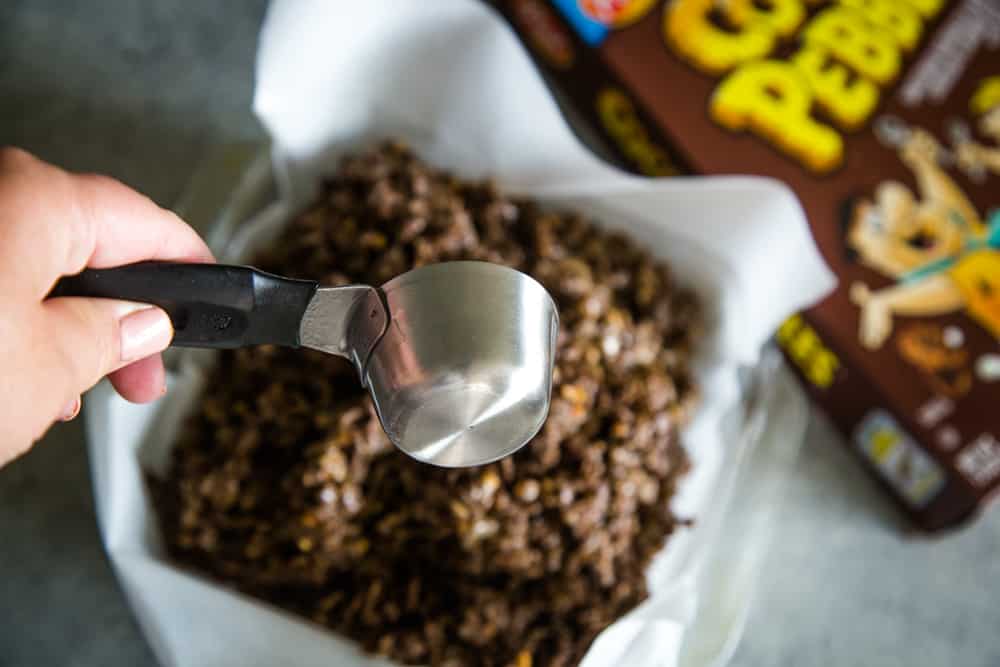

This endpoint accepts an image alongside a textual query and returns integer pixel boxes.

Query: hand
[955,141,985,172]
[900,128,941,168]
[849,281,872,307]
[0,147,213,465]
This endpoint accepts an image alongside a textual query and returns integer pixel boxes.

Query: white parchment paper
[85,1,836,666]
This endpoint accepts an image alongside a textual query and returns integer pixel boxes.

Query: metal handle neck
[298,285,389,380]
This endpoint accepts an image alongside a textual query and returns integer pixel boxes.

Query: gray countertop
[2,3,999,666]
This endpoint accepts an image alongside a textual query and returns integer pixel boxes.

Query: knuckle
[0,146,36,171]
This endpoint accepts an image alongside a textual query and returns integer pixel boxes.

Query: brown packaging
[490,0,1000,531]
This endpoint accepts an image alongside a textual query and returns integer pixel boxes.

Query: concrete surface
[1,3,999,666]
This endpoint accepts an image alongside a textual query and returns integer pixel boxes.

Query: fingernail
[112,301,151,318]
[120,307,173,363]
[59,396,81,422]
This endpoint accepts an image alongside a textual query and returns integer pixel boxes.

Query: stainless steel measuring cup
[50,260,558,467]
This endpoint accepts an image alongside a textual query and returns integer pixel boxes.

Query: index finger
[0,147,214,297]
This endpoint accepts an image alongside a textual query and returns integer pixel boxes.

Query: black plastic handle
[48,262,318,349]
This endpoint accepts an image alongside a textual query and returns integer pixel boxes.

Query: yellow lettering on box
[597,88,679,177]
[971,76,1000,115]
[803,6,901,85]
[790,326,821,364]
[792,45,879,129]
[664,0,776,75]
[810,348,841,388]
[777,315,842,388]
[777,314,805,344]
[711,60,843,172]
[900,0,945,19]
[839,0,923,52]
[727,0,806,38]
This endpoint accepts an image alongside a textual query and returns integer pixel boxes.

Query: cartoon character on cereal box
[844,118,1000,350]
[578,0,657,27]
[953,77,1000,180]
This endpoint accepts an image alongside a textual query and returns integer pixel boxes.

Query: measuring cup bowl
[364,262,559,467]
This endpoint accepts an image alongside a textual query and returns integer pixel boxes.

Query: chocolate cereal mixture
[152,142,702,667]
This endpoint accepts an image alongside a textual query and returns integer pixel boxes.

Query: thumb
[41,297,173,404]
